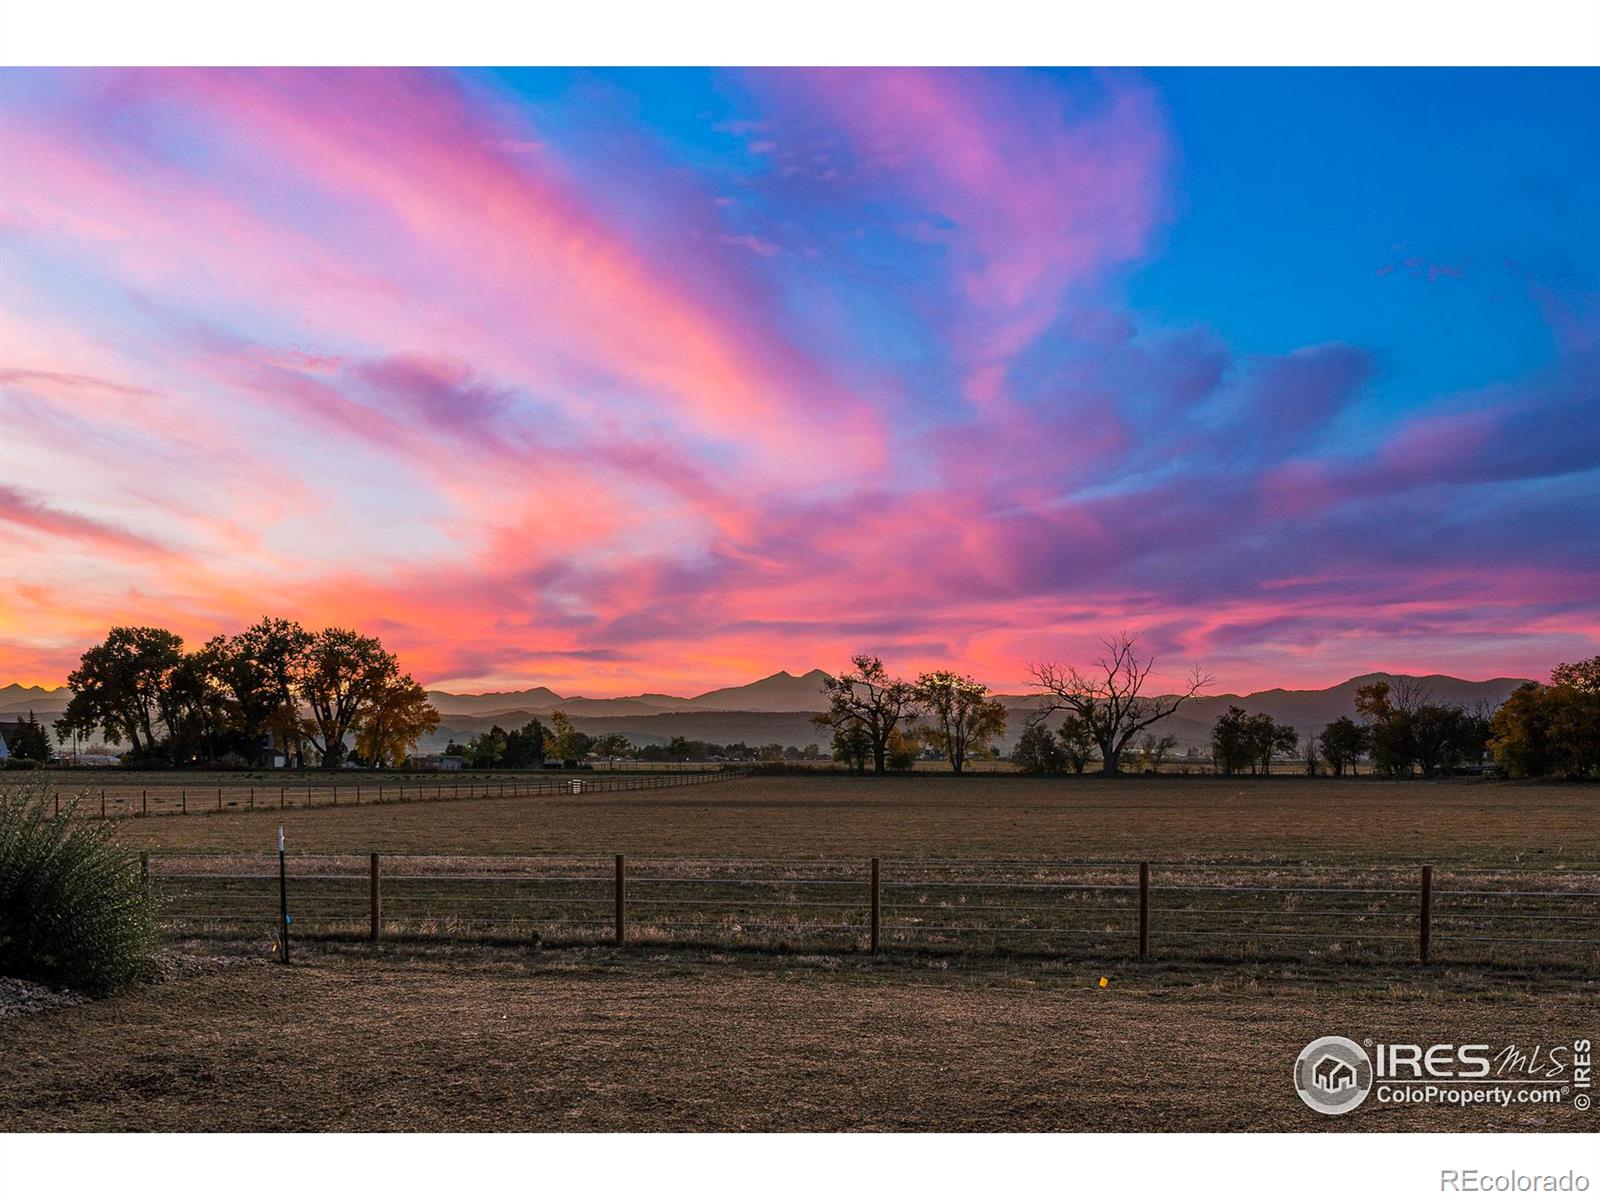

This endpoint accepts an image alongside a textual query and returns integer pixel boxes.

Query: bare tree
[1028,633,1214,777]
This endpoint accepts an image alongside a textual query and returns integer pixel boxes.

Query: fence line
[44,767,749,820]
[145,852,1599,971]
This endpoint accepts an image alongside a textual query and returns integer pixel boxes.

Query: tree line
[818,635,1598,780]
[52,620,439,768]
[23,623,1600,780]
[445,716,822,770]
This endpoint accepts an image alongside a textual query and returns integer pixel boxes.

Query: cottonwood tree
[354,675,439,767]
[914,671,1007,774]
[1028,633,1212,778]
[1490,655,1600,779]
[293,628,401,769]
[814,655,920,775]
[212,618,313,762]
[56,626,186,761]
[1318,716,1369,776]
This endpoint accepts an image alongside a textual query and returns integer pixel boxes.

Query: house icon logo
[1294,1036,1373,1115]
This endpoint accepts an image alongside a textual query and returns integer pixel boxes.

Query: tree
[464,725,509,769]
[815,656,920,775]
[1490,658,1600,779]
[548,711,591,762]
[1411,703,1481,776]
[354,675,439,767]
[5,712,53,762]
[1245,713,1300,775]
[1355,678,1428,777]
[500,718,549,767]
[1318,716,1369,777]
[829,722,872,772]
[913,671,1007,774]
[56,626,185,760]
[162,646,233,765]
[591,733,633,761]
[1012,724,1064,773]
[1211,707,1295,775]
[1210,706,1253,775]
[1028,634,1212,777]
[1551,655,1600,693]
[212,618,312,763]
[1136,732,1178,772]
[1057,715,1095,773]
[292,628,400,768]
[885,727,919,770]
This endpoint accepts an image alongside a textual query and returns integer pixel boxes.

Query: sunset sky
[2,67,1597,695]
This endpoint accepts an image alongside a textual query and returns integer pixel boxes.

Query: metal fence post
[100,789,106,819]
[1420,865,1433,965]
[1138,862,1150,958]
[370,852,381,943]
[278,829,290,965]
[181,788,186,814]
[614,854,627,946]
[870,857,881,954]
[217,787,223,812]
[142,788,147,816]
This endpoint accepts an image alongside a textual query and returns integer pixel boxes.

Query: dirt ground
[113,773,1600,865]
[1,949,1593,1132]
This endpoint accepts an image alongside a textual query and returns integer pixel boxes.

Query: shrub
[0,784,156,995]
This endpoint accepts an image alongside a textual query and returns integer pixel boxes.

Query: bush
[0,784,156,995]
[1,757,44,770]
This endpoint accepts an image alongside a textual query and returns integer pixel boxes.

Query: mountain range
[3,670,1532,754]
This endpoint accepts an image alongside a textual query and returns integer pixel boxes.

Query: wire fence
[41,767,748,820]
[143,852,1600,971]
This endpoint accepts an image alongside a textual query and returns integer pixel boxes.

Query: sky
[1,67,1597,696]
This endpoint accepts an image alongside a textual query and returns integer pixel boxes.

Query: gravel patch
[0,977,85,1020]
[1,953,261,1021]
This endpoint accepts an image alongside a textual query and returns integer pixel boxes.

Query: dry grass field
[96,771,1599,864]
[4,774,1596,1132]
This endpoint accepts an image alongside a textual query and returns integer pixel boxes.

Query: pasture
[105,771,1600,863]
[3,772,1597,1131]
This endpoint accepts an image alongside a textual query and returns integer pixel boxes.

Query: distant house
[0,720,29,760]
[412,754,464,772]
